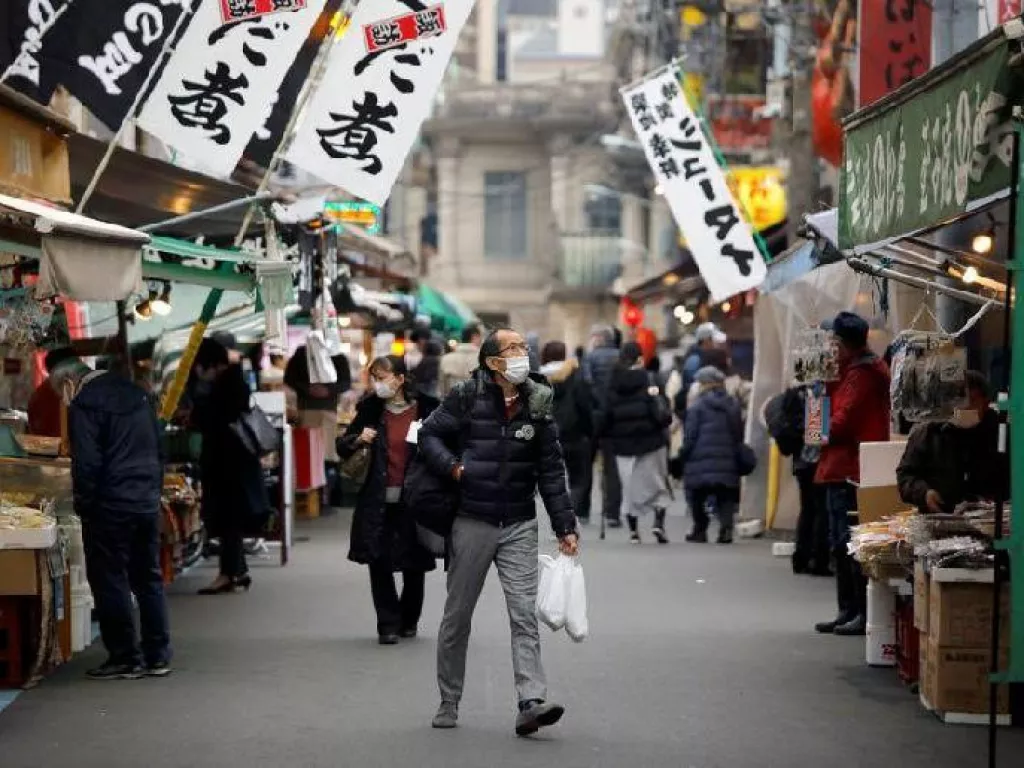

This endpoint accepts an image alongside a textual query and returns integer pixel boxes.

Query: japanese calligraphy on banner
[621,68,766,302]
[286,0,475,206]
[1,1,194,130]
[839,44,1015,249]
[220,0,307,24]
[858,0,932,108]
[998,0,1022,23]
[137,0,325,177]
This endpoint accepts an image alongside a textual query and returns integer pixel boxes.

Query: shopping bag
[564,556,589,643]
[306,329,337,384]
[536,554,568,631]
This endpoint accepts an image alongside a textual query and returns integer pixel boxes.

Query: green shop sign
[839,42,1019,250]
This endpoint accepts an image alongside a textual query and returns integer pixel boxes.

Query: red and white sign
[219,0,308,25]
[363,4,448,54]
[998,0,1022,23]
[858,0,932,108]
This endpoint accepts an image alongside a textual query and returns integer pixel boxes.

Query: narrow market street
[1,508,1020,768]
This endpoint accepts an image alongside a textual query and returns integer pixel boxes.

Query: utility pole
[785,0,818,244]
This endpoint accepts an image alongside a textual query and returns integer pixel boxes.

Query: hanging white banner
[286,0,475,206]
[137,0,326,177]
[621,68,766,302]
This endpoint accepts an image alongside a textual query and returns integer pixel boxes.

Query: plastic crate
[894,594,919,685]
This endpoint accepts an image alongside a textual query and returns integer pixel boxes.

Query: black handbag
[404,453,459,557]
[230,405,278,457]
[736,443,758,477]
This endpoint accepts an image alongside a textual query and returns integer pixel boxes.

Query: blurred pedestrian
[540,341,595,524]
[601,342,672,544]
[582,324,623,528]
[440,325,482,395]
[337,355,438,644]
[685,347,752,422]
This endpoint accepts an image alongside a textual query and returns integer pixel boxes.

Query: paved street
[1,508,1022,767]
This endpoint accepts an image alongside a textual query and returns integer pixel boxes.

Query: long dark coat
[338,392,439,571]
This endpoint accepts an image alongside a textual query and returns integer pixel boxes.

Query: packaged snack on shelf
[889,331,967,423]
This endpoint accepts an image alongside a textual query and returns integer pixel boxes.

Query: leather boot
[815,551,856,634]
[652,508,669,544]
[627,514,640,544]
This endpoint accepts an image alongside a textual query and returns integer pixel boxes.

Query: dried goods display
[791,328,840,383]
[0,290,55,349]
[888,331,967,423]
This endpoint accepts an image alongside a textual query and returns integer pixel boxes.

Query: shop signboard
[0,106,71,204]
[623,67,766,302]
[839,41,1016,250]
[220,0,308,25]
[858,0,932,109]
[137,0,326,176]
[286,0,475,206]
[324,201,382,234]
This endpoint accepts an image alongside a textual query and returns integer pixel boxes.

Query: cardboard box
[856,485,910,525]
[0,549,39,596]
[914,561,929,632]
[929,578,1010,649]
[924,638,1009,715]
[919,638,933,707]
[859,440,908,488]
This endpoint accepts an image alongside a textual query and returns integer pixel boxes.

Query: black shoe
[717,529,734,545]
[515,699,565,736]
[815,611,855,634]
[605,518,623,529]
[399,627,418,639]
[834,614,867,636]
[685,530,708,543]
[652,508,669,544]
[627,514,640,544]
[87,662,143,681]
[379,634,400,645]
[144,661,173,678]
[233,574,252,592]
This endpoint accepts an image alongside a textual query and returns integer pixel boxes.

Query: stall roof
[0,193,148,244]
[838,20,1024,250]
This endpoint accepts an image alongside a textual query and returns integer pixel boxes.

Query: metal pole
[75,3,197,214]
[138,193,279,233]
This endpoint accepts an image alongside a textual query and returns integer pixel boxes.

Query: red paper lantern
[635,327,657,363]
[621,298,644,328]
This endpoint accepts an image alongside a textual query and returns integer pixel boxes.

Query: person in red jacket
[814,312,890,637]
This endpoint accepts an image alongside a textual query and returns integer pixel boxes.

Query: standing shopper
[681,367,745,544]
[814,312,890,636]
[440,325,482,395]
[540,341,595,524]
[602,342,673,544]
[61,356,171,680]
[582,324,623,528]
[191,338,269,595]
[420,328,579,736]
[337,356,438,644]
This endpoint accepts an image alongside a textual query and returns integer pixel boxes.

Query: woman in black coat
[337,355,438,645]
[190,338,269,594]
[681,366,744,544]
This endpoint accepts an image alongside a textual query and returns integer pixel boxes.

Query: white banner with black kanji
[621,68,766,302]
[286,0,475,206]
[136,0,326,176]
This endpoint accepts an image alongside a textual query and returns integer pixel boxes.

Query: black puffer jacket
[69,372,163,518]
[419,369,577,537]
[602,367,670,457]
[338,393,438,570]
[682,387,744,490]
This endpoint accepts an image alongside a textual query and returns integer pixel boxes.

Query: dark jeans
[369,564,425,636]
[599,439,622,522]
[564,438,593,521]
[690,485,738,534]
[82,511,171,668]
[822,481,866,618]
[824,482,858,551]
[219,526,248,579]
[794,467,830,572]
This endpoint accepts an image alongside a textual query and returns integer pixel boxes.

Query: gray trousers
[437,516,547,706]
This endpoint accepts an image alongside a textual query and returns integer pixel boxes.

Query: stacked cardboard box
[919,568,1010,717]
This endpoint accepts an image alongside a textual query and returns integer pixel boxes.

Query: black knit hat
[824,311,869,349]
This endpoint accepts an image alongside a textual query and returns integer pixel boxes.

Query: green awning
[838,24,1024,251]
[415,284,477,337]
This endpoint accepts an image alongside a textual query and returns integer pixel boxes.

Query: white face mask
[949,408,981,430]
[502,356,531,385]
[374,381,397,400]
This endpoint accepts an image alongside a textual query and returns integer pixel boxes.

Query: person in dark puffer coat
[681,366,744,544]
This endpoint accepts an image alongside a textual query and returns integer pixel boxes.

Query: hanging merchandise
[320,288,343,356]
[889,332,967,423]
[305,329,337,384]
[804,382,830,448]
[791,328,839,384]
[0,289,55,349]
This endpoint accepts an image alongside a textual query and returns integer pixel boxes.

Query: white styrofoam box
[0,521,57,550]
[866,622,896,667]
[859,440,909,488]
[772,542,796,558]
[867,579,896,627]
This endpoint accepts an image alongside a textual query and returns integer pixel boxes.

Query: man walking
[440,324,482,395]
[582,324,623,527]
[58,353,171,680]
[420,328,579,736]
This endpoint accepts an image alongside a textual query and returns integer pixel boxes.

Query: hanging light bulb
[962,266,979,285]
[721,301,733,313]
[151,282,172,316]
[134,299,153,321]
[681,310,695,325]
[673,305,686,319]
[971,232,994,254]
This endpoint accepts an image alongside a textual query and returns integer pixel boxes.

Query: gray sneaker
[432,701,459,729]
[515,700,565,736]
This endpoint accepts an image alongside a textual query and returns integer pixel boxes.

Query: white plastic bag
[564,556,588,643]
[536,554,568,631]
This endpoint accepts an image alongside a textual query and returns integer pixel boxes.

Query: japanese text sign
[220,0,307,25]
[137,0,325,176]
[839,43,1015,249]
[287,0,474,206]
[364,5,448,54]
[621,67,765,302]
[859,0,932,108]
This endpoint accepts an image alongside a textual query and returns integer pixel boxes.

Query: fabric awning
[416,283,478,336]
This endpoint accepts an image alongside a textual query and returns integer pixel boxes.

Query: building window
[584,192,622,234]
[484,171,528,260]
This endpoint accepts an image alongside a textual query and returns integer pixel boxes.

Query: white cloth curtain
[36,236,142,301]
